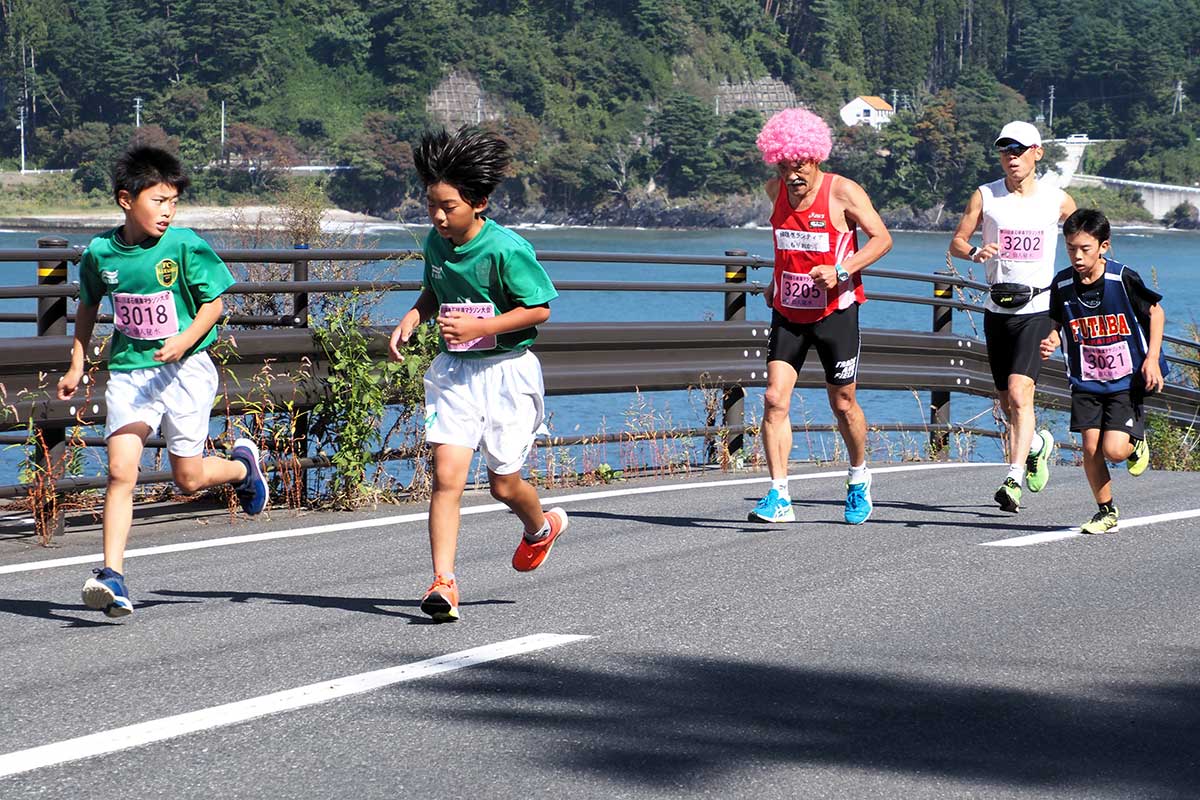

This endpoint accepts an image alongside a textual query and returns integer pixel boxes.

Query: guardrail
[3,238,1199,533]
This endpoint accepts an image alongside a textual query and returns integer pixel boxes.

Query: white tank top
[980,175,1064,315]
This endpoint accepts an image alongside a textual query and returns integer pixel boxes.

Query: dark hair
[112,145,190,202]
[413,126,511,205]
[1062,208,1110,243]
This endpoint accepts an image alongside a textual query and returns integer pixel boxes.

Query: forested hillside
[1,0,1197,221]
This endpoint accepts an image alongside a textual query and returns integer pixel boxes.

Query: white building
[839,96,894,129]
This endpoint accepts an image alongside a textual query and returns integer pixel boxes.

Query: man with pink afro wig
[755,107,833,165]
[748,107,892,527]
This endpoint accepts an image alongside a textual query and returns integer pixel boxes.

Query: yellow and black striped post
[929,272,953,458]
[717,249,748,461]
[37,236,70,537]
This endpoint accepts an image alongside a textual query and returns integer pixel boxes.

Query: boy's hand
[1039,329,1060,360]
[388,308,422,361]
[153,336,189,363]
[1141,358,1164,393]
[436,310,486,347]
[57,368,83,400]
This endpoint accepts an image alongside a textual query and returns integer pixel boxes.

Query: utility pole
[220,100,226,162]
[892,88,899,110]
[1048,85,1055,130]
[134,96,143,127]
[1173,80,1185,114]
[17,106,26,174]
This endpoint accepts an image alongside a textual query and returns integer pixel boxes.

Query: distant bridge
[1068,173,1200,219]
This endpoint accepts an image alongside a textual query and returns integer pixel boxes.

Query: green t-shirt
[422,218,558,358]
[78,226,236,371]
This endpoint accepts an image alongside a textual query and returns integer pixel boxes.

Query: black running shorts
[767,304,861,386]
[1070,388,1145,439]
[983,310,1053,389]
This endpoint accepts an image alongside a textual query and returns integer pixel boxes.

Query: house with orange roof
[839,96,895,129]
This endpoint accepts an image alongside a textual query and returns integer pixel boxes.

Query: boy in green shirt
[57,146,268,618]
[388,127,566,622]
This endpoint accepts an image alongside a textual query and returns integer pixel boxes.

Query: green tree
[652,93,719,195]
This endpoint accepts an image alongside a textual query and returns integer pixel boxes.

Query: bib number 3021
[998,229,1044,261]
[779,272,827,310]
[1081,341,1133,382]
[113,290,179,340]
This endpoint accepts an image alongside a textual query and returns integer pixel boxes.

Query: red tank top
[769,172,866,323]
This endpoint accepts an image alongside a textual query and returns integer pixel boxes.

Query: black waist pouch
[989,282,1046,309]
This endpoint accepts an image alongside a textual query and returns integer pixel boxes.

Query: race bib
[440,302,497,352]
[779,272,827,310]
[998,228,1044,261]
[1081,341,1133,382]
[775,229,829,252]
[113,290,179,340]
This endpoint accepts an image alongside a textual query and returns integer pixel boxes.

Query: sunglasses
[997,143,1033,157]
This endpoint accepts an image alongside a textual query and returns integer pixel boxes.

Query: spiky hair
[113,145,190,201]
[413,126,512,205]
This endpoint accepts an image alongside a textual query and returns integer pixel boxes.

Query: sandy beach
[0,205,388,233]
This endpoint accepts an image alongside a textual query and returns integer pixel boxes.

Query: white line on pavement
[981,508,1200,547]
[1,462,1000,575]
[0,632,590,780]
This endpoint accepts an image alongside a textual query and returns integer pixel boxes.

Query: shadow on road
[0,597,194,627]
[151,589,515,624]
[409,653,1200,797]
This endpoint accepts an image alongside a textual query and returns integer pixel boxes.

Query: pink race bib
[113,290,179,340]
[1081,341,1133,382]
[779,272,827,310]
[440,302,497,352]
[998,229,1044,261]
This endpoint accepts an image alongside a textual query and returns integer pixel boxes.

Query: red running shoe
[512,507,569,572]
[419,574,460,622]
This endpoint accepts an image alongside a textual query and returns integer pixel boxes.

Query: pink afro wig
[756,108,832,165]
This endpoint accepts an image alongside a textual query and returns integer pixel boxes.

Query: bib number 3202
[779,272,827,310]
[998,228,1044,261]
[113,290,179,340]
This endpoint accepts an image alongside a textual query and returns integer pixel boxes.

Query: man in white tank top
[950,120,1076,513]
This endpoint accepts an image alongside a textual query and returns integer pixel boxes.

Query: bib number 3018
[113,290,179,340]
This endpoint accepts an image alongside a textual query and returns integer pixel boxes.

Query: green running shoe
[1025,430,1053,493]
[1081,507,1119,534]
[994,477,1022,513]
[1127,438,1150,477]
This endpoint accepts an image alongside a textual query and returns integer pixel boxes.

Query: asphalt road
[1,461,1197,799]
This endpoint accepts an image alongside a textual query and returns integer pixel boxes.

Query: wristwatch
[835,264,850,282]
[967,245,979,259]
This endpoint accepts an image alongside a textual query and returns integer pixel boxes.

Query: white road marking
[0,633,590,779]
[1,462,1000,575]
[982,508,1200,547]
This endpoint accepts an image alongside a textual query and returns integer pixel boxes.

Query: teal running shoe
[749,487,795,523]
[844,472,873,525]
[1025,429,1053,493]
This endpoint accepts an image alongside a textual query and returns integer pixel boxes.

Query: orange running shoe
[419,575,460,622]
[512,507,569,572]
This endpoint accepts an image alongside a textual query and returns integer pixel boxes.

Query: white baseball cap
[994,121,1042,147]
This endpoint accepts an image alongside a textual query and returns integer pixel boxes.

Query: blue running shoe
[844,472,873,525]
[82,567,133,618]
[231,438,269,515]
[749,487,795,523]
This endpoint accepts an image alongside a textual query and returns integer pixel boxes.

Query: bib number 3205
[779,272,827,310]
[113,290,179,340]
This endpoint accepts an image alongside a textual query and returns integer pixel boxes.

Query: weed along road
[2,462,1199,798]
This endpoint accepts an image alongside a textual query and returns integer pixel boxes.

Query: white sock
[848,463,868,485]
[525,519,552,541]
[1006,464,1024,484]
[771,479,789,497]
[1029,433,1044,456]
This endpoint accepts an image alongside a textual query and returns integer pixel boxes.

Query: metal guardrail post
[714,249,748,463]
[929,270,953,458]
[36,236,69,536]
[291,244,310,502]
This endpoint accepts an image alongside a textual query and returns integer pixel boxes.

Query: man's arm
[950,189,993,263]
[1059,191,1077,223]
[835,177,892,275]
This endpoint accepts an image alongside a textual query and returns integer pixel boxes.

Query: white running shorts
[423,349,547,475]
[104,350,220,457]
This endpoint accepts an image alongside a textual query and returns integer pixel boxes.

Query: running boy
[387,127,566,623]
[57,145,269,617]
[1038,209,1166,534]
